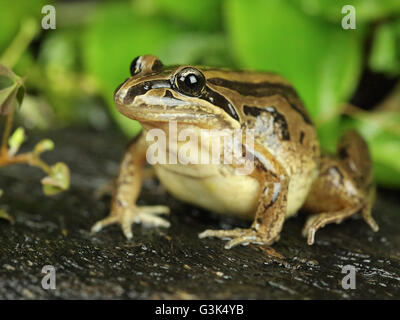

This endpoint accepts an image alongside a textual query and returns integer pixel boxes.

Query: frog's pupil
[180,74,200,91]
[175,68,205,96]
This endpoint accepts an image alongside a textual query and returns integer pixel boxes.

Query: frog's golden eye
[174,67,205,97]
[130,56,141,76]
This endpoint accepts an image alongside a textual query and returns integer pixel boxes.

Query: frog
[91,54,379,248]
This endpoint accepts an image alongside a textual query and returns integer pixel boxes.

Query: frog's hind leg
[302,130,378,245]
[91,133,170,239]
[337,130,378,232]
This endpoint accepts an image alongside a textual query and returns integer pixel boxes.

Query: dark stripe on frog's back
[208,78,299,98]
[208,77,313,125]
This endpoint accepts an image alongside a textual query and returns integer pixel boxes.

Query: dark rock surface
[0,128,399,299]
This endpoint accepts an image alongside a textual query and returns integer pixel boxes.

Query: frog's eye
[174,67,206,97]
[130,56,141,76]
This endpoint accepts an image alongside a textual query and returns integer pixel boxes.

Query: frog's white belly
[155,163,311,220]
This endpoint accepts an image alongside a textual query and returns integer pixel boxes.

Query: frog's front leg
[199,147,288,249]
[91,132,170,239]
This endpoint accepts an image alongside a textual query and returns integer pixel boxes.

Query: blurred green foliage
[0,0,399,187]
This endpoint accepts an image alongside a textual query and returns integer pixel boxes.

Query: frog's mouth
[115,93,239,129]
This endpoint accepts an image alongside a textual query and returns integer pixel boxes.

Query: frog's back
[203,68,320,216]
[202,67,319,161]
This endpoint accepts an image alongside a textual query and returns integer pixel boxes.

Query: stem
[0,17,54,180]
[0,109,14,157]
[0,18,39,69]
[0,152,52,175]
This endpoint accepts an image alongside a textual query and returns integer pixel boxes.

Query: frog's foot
[302,207,361,245]
[199,228,277,249]
[303,204,380,245]
[91,205,170,239]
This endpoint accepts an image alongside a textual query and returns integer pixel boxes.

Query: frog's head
[114,55,240,129]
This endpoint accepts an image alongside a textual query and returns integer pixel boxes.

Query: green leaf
[225,0,363,148]
[36,30,98,125]
[0,64,18,109]
[16,84,25,106]
[369,20,400,75]
[34,139,55,155]
[8,127,25,156]
[161,33,232,67]
[341,110,400,188]
[0,86,18,115]
[0,64,24,114]
[83,2,223,137]
[0,209,14,223]
[153,0,222,31]
[290,0,400,23]
[0,75,14,90]
[0,0,48,52]
[41,162,70,196]
[83,2,177,136]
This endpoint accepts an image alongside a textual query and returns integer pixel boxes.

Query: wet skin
[91,55,378,249]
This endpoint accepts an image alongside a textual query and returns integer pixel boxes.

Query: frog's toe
[139,205,170,216]
[362,208,379,232]
[302,212,347,245]
[91,205,170,239]
[199,228,273,249]
[303,226,317,246]
[91,213,134,239]
[91,215,120,233]
[199,228,244,240]
[134,210,171,228]
[302,214,327,245]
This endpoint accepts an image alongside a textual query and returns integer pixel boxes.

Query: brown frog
[91,55,378,248]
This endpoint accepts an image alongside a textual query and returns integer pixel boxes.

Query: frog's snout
[113,79,129,106]
[114,88,125,106]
